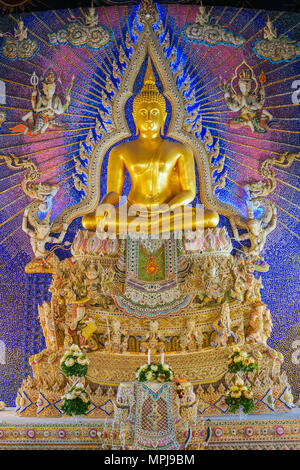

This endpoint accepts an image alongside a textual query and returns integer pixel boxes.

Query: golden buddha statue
[82,58,219,235]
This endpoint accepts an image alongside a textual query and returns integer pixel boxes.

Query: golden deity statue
[82,58,219,235]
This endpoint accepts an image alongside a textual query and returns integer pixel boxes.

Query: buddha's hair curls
[132,91,166,116]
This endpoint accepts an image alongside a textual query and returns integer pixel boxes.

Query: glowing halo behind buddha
[82,58,219,237]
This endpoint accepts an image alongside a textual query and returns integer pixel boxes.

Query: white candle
[148,348,151,365]
[161,351,164,365]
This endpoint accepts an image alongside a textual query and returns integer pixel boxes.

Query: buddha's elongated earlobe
[132,112,139,136]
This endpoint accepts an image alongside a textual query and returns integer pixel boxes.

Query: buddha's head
[133,58,167,138]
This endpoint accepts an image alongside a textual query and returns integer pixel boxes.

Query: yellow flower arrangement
[61,382,90,416]
[60,344,89,378]
[227,347,258,374]
[225,377,255,414]
[135,363,174,382]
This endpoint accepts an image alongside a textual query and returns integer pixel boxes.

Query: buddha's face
[134,101,166,137]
